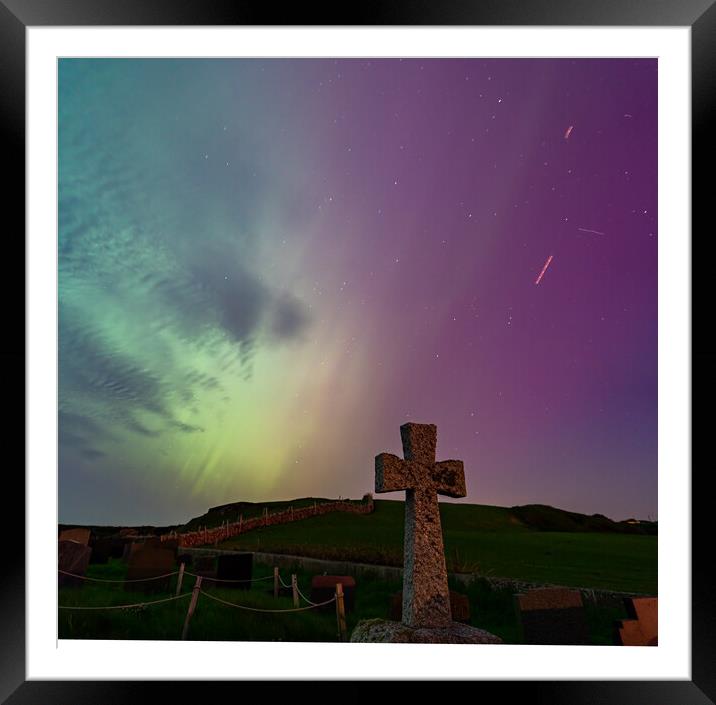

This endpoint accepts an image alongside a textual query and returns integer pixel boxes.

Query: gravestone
[58,540,92,587]
[515,587,590,644]
[122,541,142,562]
[311,575,356,612]
[177,553,193,568]
[109,538,129,559]
[215,553,253,590]
[390,589,470,624]
[89,537,112,564]
[615,596,657,646]
[59,527,91,545]
[193,555,217,579]
[122,538,178,563]
[162,538,179,558]
[351,423,502,644]
[125,545,175,593]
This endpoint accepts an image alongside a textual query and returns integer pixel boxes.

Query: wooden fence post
[181,576,203,640]
[336,582,347,642]
[273,566,279,599]
[176,562,185,596]
[292,574,299,608]
[239,514,243,532]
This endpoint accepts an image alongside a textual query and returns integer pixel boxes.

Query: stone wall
[163,497,374,549]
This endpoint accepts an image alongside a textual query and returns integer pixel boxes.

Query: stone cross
[375,423,466,628]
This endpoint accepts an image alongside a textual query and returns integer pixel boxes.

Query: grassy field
[217,500,657,594]
[58,558,628,644]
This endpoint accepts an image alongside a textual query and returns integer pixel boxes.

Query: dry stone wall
[163,498,374,549]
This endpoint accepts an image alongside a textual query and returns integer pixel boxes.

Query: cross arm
[432,459,466,498]
[375,453,418,493]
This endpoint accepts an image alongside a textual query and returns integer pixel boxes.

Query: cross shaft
[375,423,466,628]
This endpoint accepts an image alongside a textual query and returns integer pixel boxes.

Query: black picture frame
[5,1,710,702]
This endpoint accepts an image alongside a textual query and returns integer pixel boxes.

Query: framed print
[7,0,711,702]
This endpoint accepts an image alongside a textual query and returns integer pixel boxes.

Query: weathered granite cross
[375,422,466,629]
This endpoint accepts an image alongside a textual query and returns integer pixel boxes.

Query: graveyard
[58,504,654,644]
[58,554,638,644]
[58,423,657,645]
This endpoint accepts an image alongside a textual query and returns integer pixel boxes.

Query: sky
[58,59,657,526]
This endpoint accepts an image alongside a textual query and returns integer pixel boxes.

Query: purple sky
[59,59,657,524]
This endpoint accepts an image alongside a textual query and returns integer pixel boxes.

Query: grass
[59,558,630,644]
[59,559,335,642]
[216,500,656,594]
[59,496,654,642]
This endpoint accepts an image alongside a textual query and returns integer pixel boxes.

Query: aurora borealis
[59,59,657,526]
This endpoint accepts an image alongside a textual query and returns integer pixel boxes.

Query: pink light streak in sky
[535,255,554,285]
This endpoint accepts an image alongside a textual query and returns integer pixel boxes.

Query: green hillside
[181,496,656,535]
[60,497,657,594]
[181,496,353,532]
[216,499,657,594]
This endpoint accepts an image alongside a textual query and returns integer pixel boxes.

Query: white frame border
[27,26,690,681]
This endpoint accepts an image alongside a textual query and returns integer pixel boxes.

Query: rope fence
[295,583,320,607]
[198,589,336,613]
[184,571,275,584]
[59,569,180,583]
[59,593,191,610]
[58,564,349,641]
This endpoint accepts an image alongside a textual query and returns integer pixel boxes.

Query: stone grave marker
[390,589,470,624]
[215,553,253,590]
[351,423,502,643]
[122,537,177,562]
[616,596,657,646]
[192,555,217,579]
[59,527,91,545]
[89,537,112,564]
[58,540,92,587]
[161,538,179,558]
[109,537,129,559]
[311,575,356,612]
[177,552,193,568]
[125,545,175,593]
[515,587,590,644]
[122,541,142,562]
